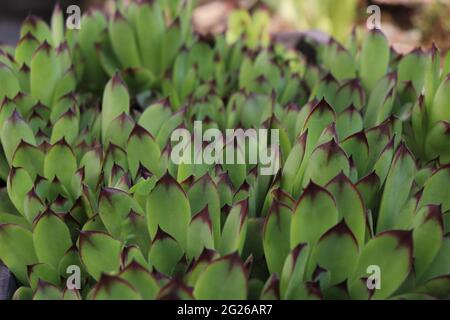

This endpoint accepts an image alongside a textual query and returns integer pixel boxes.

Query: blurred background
[1,0,449,54]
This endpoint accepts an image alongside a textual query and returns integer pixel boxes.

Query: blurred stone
[0,18,21,45]
[0,261,16,300]
[193,1,236,35]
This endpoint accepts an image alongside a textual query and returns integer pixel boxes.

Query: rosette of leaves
[81,0,195,93]
[0,7,82,182]
[0,4,449,301]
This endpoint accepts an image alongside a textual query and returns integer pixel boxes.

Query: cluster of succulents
[0,0,449,300]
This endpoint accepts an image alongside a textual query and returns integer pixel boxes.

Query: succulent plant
[0,2,449,300]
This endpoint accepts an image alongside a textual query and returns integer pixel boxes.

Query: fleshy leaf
[78,231,122,280]
[146,173,190,250]
[194,253,247,300]
[0,224,38,284]
[119,261,159,300]
[219,199,248,256]
[377,143,416,232]
[291,182,338,249]
[307,220,359,286]
[349,231,413,300]
[91,273,141,300]
[263,200,291,275]
[33,209,72,270]
[148,227,183,276]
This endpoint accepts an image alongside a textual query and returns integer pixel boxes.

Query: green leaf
[0,224,38,284]
[12,286,33,300]
[7,166,34,216]
[260,274,280,300]
[103,143,128,183]
[187,174,221,246]
[101,73,130,142]
[91,274,141,300]
[161,19,182,78]
[263,200,291,275]
[109,11,141,69]
[0,63,20,99]
[364,72,397,127]
[419,165,450,212]
[79,146,103,191]
[429,74,450,127]
[302,139,350,188]
[334,79,365,113]
[411,205,444,281]
[341,131,369,176]
[280,243,309,299]
[11,141,44,180]
[349,230,413,300]
[50,3,64,46]
[15,33,39,67]
[219,199,248,256]
[293,99,336,197]
[33,209,72,269]
[1,110,36,164]
[50,108,79,145]
[359,30,390,92]
[307,220,359,286]
[78,10,108,91]
[326,40,356,81]
[121,244,147,269]
[377,143,416,232]
[138,99,172,138]
[398,48,428,94]
[104,112,135,150]
[417,232,450,284]
[281,131,307,194]
[146,173,190,250]
[187,206,215,260]
[63,288,82,300]
[33,280,62,300]
[425,121,450,163]
[44,139,77,192]
[194,253,247,300]
[50,92,78,124]
[373,137,395,185]
[30,42,59,106]
[78,231,122,280]
[27,263,60,290]
[415,275,450,299]
[0,212,30,228]
[135,1,165,75]
[122,210,151,255]
[99,187,143,238]
[365,121,393,173]
[325,172,366,247]
[336,105,363,140]
[20,15,51,43]
[119,261,159,300]
[184,249,218,287]
[291,182,338,249]
[157,279,194,300]
[148,227,183,276]
[127,124,162,179]
[155,108,185,148]
[287,282,322,300]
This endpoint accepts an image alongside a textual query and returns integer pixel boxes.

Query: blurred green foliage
[264,0,358,41]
